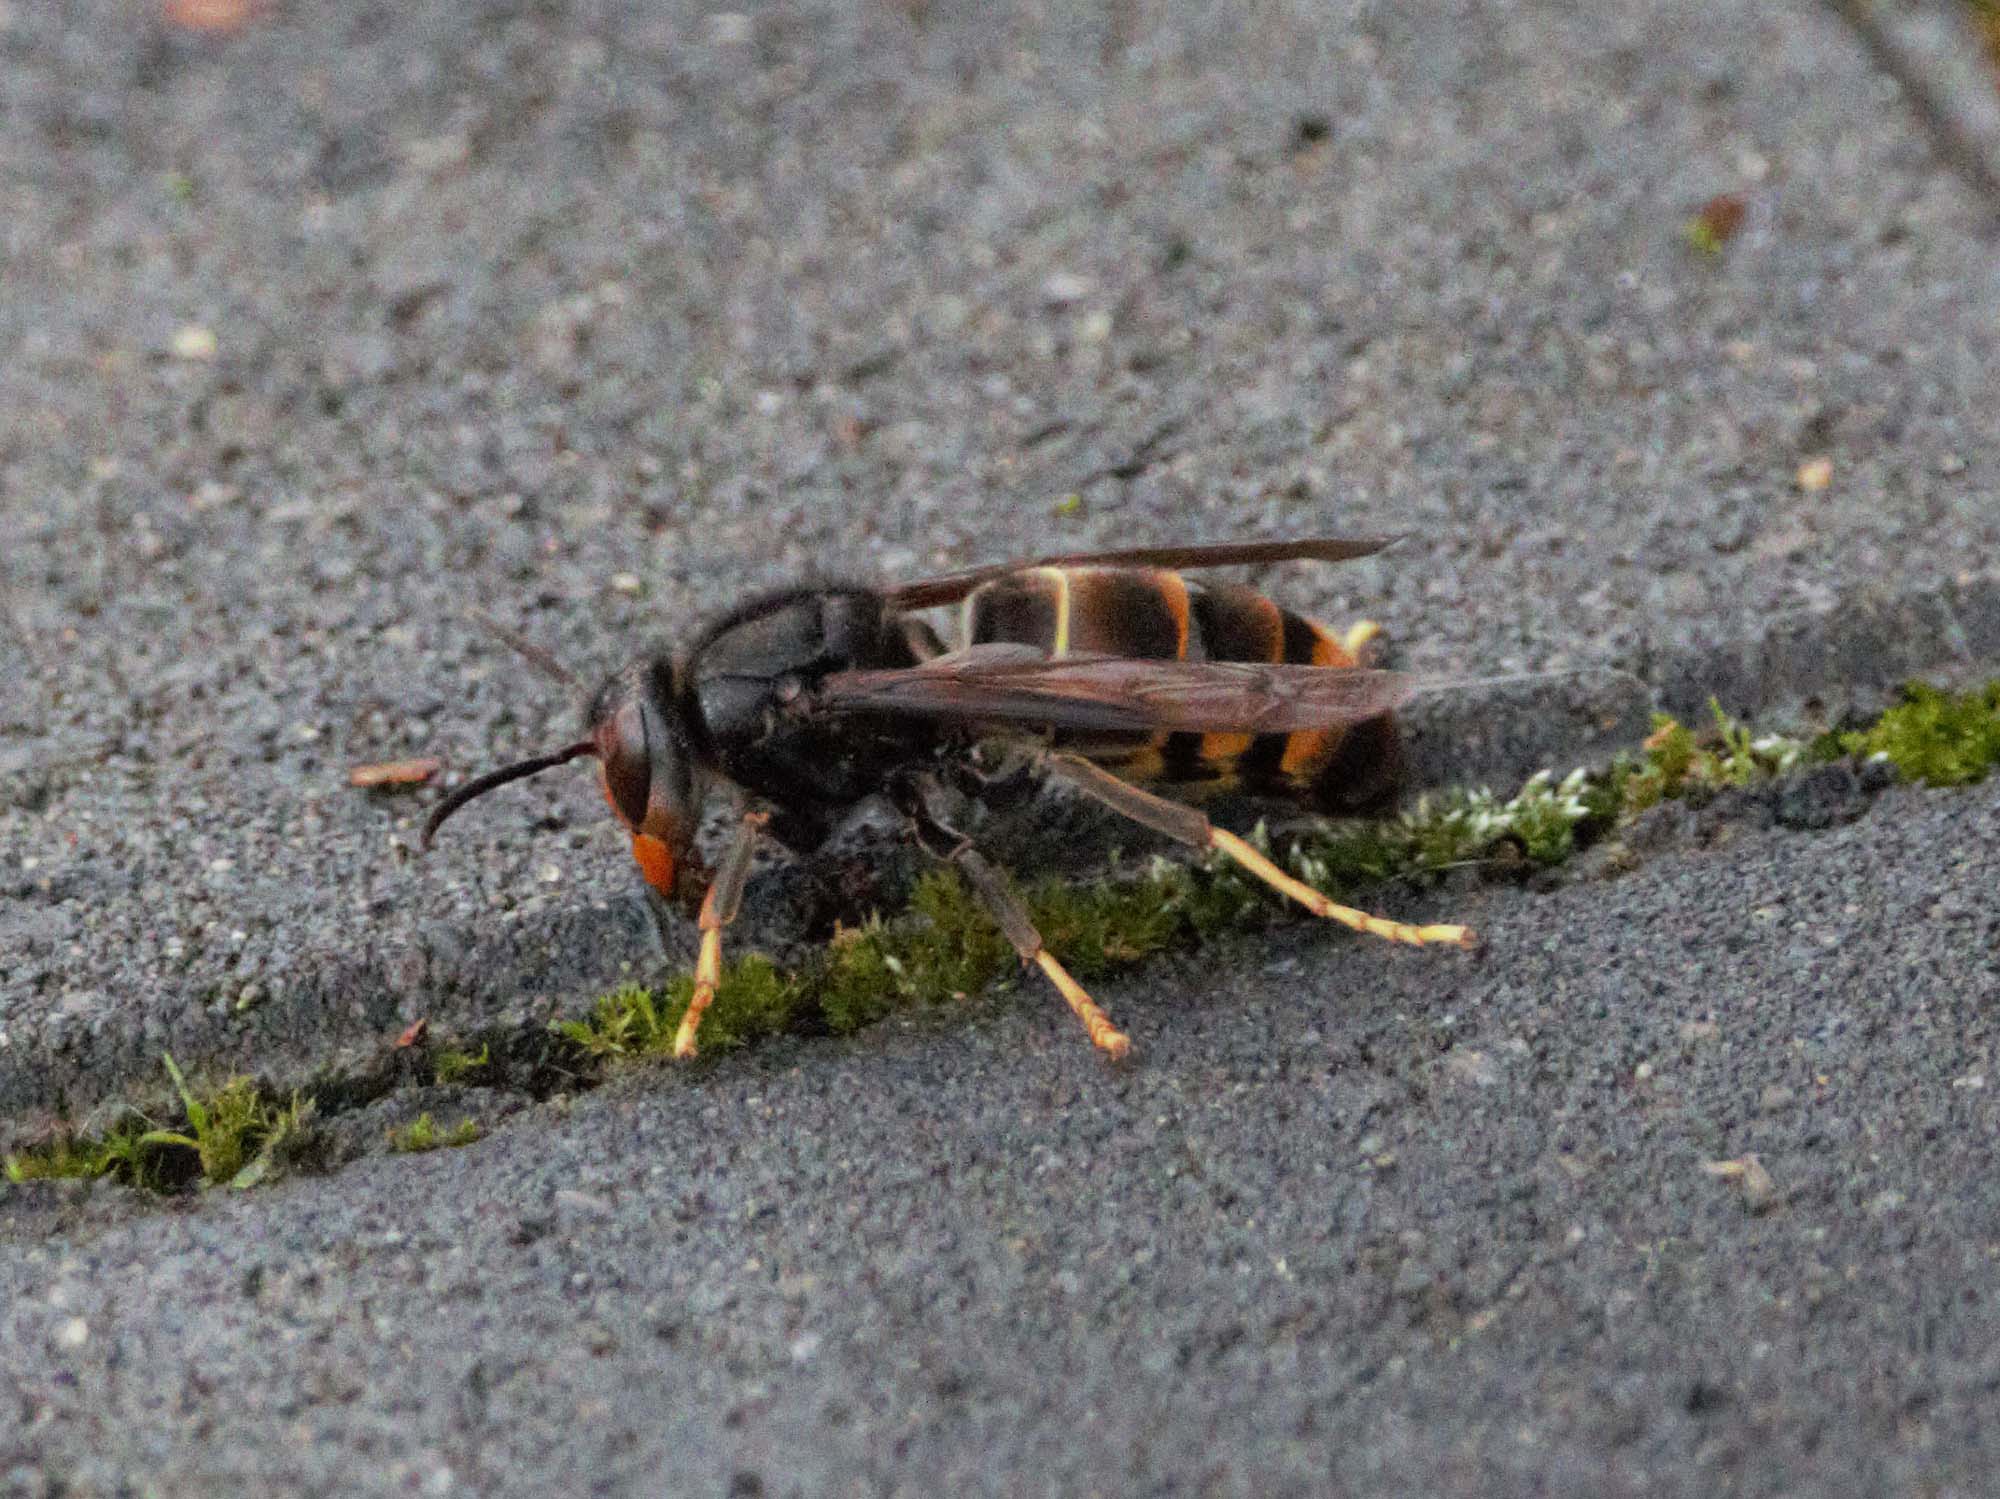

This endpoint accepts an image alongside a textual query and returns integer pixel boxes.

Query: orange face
[421,660,703,896]
[593,682,701,903]
[602,771,689,897]
[628,829,679,896]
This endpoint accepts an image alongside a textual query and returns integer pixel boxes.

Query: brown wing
[887,535,1399,611]
[818,647,1416,736]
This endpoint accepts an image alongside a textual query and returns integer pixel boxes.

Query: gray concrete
[3,0,1999,1493]
[8,775,2000,1496]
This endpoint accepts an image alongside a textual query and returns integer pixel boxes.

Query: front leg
[634,838,711,963]
[671,810,768,1059]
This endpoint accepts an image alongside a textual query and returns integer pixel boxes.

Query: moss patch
[3,1120,163,1191]
[1841,681,2000,788]
[555,763,1625,1063]
[1611,700,1805,812]
[388,1114,485,1153]
[4,1054,318,1193]
[432,1044,492,1085]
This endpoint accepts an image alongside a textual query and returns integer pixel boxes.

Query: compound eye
[598,699,651,828]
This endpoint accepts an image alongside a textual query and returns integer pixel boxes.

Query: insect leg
[671,811,768,1060]
[900,776,1131,1059]
[641,887,678,962]
[954,843,1132,1059]
[1044,754,1475,949]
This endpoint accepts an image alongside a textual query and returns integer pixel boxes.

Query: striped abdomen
[956,565,1402,815]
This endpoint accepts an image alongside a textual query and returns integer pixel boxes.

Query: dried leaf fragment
[349,757,441,790]
[164,0,265,32]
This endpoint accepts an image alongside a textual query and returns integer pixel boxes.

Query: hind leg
[1045,754,1473,949]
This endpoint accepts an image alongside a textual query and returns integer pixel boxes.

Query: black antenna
[422,741,598,849]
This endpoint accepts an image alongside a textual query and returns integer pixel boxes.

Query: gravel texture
[7,776,2000,1496]
[5,0,2000,1111]
[3,0,2000,1491]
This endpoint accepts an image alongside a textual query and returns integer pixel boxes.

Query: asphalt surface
[8,774,2000,1497]
[3,0,2000,1493]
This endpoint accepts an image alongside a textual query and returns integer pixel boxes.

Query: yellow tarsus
[673,925,725,1059]
[1209,828,1474,949]
[1033,950,1131,1059]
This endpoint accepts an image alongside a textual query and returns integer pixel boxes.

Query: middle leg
[899,773,1131,1058]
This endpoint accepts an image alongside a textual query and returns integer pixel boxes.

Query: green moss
[3,1055,315,1192]
[559,688,1970,1070]
[1156,847,1270,938]
[433,1044,492,1085]
[1843,681,2000,788]
[1614,701,1806,813]
[1578,757,1638,828]
[553,957,808,1061]
[818,868,1019,1033]
[1601,684,2000,810]
[556,864,1198,1056]
[554,765,1626,1066]
[665,953,802,1053]
[136,1055,316,1190]
[554,983,674,1060]
[4,1122,156,1188]
[1425,771,1593,868]
[902,870,1017,993]
[1507,771,1594,863]
[388,1114,484,1153]
[1284,819,1404,888]
[139,1055,261,1184]
[819,920,913,1034]
[1027,869,1184,976]
[1624,714,1696,809]
[1275,769,1599,890]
